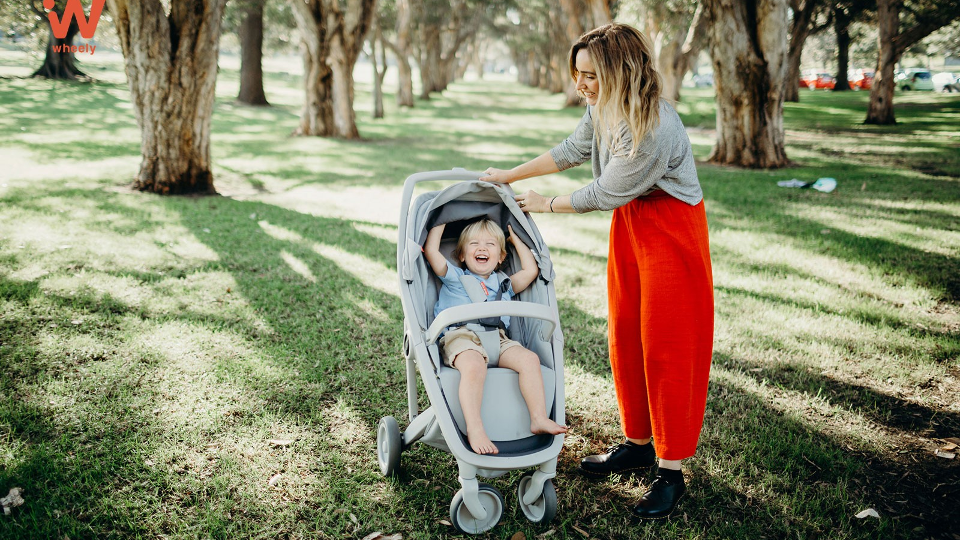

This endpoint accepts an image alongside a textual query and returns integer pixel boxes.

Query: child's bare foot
[467,427,499,455]
[531,417,568,435]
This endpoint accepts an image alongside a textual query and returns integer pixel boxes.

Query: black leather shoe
[579,441,656,478]
[630,473,686,520]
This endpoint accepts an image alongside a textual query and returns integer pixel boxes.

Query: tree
[619,0,707,103]
[866,0,960,124]
[831,0,874,93]
[704,0,791,168]
[369,6,388,118]
[21,0,97,80]
[290,0,376,138]
[377,0,415,108]
[236,0,270,106]
[106,0,228,194]
[783,0,829,103]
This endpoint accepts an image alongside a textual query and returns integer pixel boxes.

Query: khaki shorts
[440,326,521,368]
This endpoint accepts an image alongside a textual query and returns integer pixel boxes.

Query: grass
[1,49,959,539]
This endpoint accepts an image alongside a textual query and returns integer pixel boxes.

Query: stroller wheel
[376,416,402,476]
[449,483,504,534]
[517,472,557,525]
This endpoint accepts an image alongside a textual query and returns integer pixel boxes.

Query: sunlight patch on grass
[280,250,317,283]
[785,203,960,258]
[563,364,619,438]
[712,227,930,309]
[312,242,398,297]
[352,222,398,244]
[258,220,306,243]
[257,185,402,226]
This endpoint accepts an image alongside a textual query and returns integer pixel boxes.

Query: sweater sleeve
[549,107,594,171]
[570,122,670,213]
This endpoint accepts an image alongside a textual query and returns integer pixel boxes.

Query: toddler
[425,219,567,455]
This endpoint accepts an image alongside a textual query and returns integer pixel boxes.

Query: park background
[1,0,959,539]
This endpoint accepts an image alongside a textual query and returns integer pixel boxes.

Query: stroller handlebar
[425,301,558,345]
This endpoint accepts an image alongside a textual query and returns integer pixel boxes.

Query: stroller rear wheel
[517,472,557,524]
[449,483,504,534]
[376,416,402,476]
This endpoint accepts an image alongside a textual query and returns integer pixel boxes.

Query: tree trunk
[32,19,87,79]
[371,13,387,119]
[705,0,790,168]
[290,0,374,138]
[389,0,414,107]
[328,0,375,140]
[865,0,898,124]
[832,7,852,92]
[106,0,226,195]
[291,1,335,136]
[783,0,820,103]
[238,0,269,106]
[558,0,586,106]
[418,23,441,99]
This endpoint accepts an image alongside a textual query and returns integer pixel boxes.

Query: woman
[483,23,714,520]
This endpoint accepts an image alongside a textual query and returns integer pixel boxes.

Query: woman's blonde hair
[569,23,661,156]
[454,219,506,268]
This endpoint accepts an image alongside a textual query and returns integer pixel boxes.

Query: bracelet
[549,196,557,213]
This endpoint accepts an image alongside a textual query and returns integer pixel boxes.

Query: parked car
[848,68,874,90]
[932,72,960,93]
[800,70,835,90]
[896,68,934,91]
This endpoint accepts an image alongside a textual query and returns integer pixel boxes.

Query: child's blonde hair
[454,219,506,268]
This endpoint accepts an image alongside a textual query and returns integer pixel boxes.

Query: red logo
[44,0,105,40]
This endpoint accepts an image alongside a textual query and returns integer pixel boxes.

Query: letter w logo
[44,0,105,40]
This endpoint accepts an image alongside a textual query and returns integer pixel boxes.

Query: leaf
[510,533,526,540]
[572,525,591,537]
[0,487,24,516]
[934,449,956,459]
[944,437,960,446]
[268,439,295,447]
[855,508,880,519]
[941,442,958,451]
[439,520,452,526]
[268,473,282,486]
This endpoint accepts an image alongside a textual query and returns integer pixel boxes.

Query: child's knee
[453,351,486,372]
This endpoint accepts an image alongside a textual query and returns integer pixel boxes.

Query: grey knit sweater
[550,100,703,212]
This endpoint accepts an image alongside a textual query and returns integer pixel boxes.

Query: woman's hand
[514,190,549,213]
[482,167,515,184]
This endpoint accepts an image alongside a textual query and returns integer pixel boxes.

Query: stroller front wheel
[517,472,557,524]
[449,483,504,534]
[376,416,402,476]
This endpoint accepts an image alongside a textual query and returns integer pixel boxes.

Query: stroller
[376,169,566,534]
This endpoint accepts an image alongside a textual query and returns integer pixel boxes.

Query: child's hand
[507,224,521,245]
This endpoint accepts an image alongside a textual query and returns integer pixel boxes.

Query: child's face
[459,230,505,278]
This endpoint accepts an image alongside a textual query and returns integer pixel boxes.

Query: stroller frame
[377,169,566,534]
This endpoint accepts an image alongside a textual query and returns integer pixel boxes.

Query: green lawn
[1,50,959,539]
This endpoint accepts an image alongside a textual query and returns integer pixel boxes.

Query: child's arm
[506,224,538,294]
[424,223,448,277]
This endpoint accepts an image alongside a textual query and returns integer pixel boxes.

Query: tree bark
[658,3,709,104]
[290,0,375,138]
[783,0,821,103]
[370,11,387,119]
[238,0,270,106]
[32,20,87,79]
[705,0,791,168]
[106,0,226,195]
[865,0,899,124]
[382,0,414,108]
[832,6,852,92]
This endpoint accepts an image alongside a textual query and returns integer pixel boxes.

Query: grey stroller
[376,169,566,534]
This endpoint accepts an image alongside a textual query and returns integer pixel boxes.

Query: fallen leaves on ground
[855,508,880,519]
[361,533,402,540]
[1,487,24,515]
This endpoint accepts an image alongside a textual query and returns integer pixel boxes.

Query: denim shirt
[434,260,514,329]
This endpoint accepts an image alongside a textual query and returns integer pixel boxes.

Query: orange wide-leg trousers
[607,191,714,460]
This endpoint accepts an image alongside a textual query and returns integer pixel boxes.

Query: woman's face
[575,49,600,106]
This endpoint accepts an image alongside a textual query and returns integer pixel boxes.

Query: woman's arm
[424,223,448,277]
[506,225,539,294]
[483,151,560,185]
